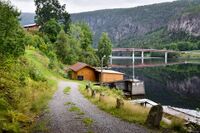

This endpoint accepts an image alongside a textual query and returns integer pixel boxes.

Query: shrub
[29,67,46,82]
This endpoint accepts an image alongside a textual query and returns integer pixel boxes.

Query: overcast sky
[10,0,175,13]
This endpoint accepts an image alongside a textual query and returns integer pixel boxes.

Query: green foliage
[0,49,62,132]
[0,1,25,58]
[55,23,99,66]
[97,32,112,66]
[40,19,62,43]
[34,0,71,32]
[55,30,71,63]
[29,67,46,82]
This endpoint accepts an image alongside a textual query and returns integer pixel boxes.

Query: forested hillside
[71,0,200,50]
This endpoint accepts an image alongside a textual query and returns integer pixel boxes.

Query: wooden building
[23,23,39,31]
[68,62,124,82]
[69,62,97,81]
[96,70,124,83]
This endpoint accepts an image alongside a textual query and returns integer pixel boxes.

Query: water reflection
[112,59,200,109]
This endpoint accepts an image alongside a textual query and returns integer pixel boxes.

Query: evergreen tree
[97,32,112,66]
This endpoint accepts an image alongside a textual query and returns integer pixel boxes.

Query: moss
[63,87,71,94]
[69,106,81,112]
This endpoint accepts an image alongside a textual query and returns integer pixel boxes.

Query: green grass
[82,117,94,126]
[79,84,150,125]
[69,106,81,112]
[63,87,71,94]
[180,50,200,59]
[0,49,64,132]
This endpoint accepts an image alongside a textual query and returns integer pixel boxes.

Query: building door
[77,75,84,80]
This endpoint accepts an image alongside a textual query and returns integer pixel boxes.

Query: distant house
[23,23,39,31]
[68,62,124,82]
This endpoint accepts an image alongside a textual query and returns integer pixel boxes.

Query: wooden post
[91,90,96,98]
[116,98,124,109]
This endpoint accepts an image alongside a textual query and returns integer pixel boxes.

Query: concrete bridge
[110,48,177,65]
[109,62,186,68]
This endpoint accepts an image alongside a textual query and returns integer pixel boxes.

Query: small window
[77,76,84,81]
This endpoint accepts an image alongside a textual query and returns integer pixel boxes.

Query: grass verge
[79,84,149,125]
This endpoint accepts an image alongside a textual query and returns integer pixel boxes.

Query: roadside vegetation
[0,0,113,131]
[79,84,150,125]
[79,84,191,132]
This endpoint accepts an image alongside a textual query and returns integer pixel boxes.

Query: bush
[29,67,46,82]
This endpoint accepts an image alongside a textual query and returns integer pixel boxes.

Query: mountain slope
[71,0,200,48]
[20,13,35,25]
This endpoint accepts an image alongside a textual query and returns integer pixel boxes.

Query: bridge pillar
[141,51,144,64]
[132,51,135,79]
[110,55,112,66]
[165,52,168,64]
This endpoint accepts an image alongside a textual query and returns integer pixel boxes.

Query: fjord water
[112,59,200,110]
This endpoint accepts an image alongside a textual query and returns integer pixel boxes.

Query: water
[111,59,200,110]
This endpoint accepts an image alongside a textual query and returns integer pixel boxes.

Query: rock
[145,105,163,128]
[99,93,105,102]
[116,98,124,109]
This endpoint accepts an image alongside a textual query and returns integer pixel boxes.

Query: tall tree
[0,1,25,58]
[97,32,112,66]
[40,19,61,43]
[34,0,70,32]
[55,30,80,64]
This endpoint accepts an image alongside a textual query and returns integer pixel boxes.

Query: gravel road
[47,81,149,133]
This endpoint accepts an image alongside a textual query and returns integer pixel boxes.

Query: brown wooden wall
[71,67,97,81]
[101,73,124,82]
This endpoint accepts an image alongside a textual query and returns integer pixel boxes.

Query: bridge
[109,62,186,68]
[110,48,177,65]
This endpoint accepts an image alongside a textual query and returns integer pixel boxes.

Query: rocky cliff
[168,12,200,37]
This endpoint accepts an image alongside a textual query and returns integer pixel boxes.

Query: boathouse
[68,62,124,82]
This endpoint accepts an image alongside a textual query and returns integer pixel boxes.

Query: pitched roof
[69,62,95,72]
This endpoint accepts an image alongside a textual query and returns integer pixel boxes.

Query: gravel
[46,81,149,133]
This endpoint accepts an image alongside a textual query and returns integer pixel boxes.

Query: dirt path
[47,81,149,133]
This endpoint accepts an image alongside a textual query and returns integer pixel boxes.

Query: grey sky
[10,0,175,13]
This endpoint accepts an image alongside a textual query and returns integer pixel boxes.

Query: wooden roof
[69,62,95,72]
